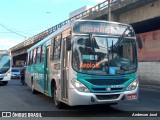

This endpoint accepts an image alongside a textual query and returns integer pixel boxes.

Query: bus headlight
[126,79,139,91]
[71,79,90,93]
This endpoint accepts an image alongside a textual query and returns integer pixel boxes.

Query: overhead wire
[0,23,49,39]
[0,23,27,38]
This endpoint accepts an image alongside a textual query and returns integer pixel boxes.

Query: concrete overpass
[10,0,159,65]
[10,0,160,57]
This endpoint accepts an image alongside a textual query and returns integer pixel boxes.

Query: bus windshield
[0,54,10,74]
[72,36,137,75]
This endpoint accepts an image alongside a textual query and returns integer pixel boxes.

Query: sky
[0,0,105,50]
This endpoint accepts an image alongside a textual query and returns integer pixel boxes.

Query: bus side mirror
[66,36,71,51]
[136,35,143,49]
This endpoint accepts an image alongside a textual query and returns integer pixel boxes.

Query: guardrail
[10,0,119,51]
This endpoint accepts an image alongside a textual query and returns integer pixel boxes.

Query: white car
[11,68,21,79]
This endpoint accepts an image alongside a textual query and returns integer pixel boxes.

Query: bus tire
[53,85,63,109]
[31,81,38,94]
[2,81,8,86]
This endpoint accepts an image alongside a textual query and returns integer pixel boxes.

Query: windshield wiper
[119,26,130,42]
[89,34,94,53]
[89,34,97,65]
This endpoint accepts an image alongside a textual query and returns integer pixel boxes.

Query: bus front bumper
[0,75,11,81]
[68,87,138,106]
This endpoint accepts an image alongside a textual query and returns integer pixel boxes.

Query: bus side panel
[25,65,32,88]
[25,60,45,94]
[33,63,46,94]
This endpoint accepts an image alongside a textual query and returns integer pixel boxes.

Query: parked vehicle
[11,68,21,79]
[0,50,12,86]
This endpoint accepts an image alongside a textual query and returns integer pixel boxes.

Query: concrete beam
[119,0,160,24]
[85,0,155,22]
[112,0,155,14]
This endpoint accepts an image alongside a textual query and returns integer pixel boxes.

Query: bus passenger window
[29,50,33,65]
[33,49,37,64]
[53,37,61,61]
[41,45,45,63]
[27,52,30,65]
[36,46,41,63]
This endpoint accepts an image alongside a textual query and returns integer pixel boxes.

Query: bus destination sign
[73,21,127,35]
[80,25,112,34]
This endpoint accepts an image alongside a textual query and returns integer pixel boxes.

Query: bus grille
[96,94,120,100]
[92,88,123,91]
[85,79,128,85]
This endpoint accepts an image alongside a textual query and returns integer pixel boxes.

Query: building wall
[138,30,160,86]
[138,30,160,62]
[69,5,93,18]
[119,0,160,24]
[138,62,160,86]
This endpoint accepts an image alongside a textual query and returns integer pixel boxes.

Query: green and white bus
[0,50,12,85]
[26,20,141,108]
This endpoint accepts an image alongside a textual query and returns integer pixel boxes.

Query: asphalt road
[0,79,160,119]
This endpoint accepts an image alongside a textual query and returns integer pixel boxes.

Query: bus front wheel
[53,86,63,109]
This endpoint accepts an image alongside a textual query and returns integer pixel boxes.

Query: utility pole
[108,0,111,21]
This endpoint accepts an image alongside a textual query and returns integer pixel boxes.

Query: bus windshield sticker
[82,55,98,60]
[80,62,100,69]
[109,67,116,75]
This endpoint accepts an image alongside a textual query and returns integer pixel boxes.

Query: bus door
[44,46,50,94]
[61,39,69,101]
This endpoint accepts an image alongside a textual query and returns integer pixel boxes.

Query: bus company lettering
[80,26,112,34]
[80,62,100,69]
